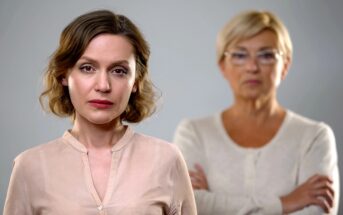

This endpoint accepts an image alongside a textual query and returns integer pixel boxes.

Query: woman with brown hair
[4,10,196,215]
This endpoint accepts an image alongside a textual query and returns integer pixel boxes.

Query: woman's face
[219,30,290,101]
[62,34,136,125]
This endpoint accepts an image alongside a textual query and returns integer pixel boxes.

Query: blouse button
[97,205,103,211]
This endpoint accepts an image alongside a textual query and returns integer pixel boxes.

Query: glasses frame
[223,49,284,66]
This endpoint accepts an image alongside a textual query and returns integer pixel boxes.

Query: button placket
[244,150,259,193]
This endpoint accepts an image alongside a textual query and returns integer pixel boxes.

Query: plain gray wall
[1,0,343,212]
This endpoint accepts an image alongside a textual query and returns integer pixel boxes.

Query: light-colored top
[4,127,196,215]
[173,110,339,215]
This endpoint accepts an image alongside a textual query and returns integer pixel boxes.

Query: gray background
[1,0,343,212]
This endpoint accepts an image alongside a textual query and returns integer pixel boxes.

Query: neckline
[215,110,292,152]
[62,125,135,153]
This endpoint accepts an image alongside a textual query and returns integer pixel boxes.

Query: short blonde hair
[40,10,156,123]
[216,10,293,63]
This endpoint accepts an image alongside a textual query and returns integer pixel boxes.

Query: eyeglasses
[224,49,283,66]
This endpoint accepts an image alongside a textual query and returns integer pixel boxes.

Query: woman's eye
[111,67,128,76]
[259,52,276,60]
[231,52,248,59]
[80,65,95,73]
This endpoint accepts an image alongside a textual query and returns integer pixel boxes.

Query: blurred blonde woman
[174,10,339,214]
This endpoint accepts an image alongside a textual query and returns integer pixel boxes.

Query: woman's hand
[189,163,209,190]
[280,174,334,214]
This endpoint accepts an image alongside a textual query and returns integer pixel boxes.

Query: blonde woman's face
[220,30,290,102]
[62,34,136,125]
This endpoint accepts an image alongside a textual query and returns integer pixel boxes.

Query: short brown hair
[40,10,156,123]
[217,10,293,63]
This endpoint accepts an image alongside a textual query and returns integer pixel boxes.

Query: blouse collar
[62,126,135,154]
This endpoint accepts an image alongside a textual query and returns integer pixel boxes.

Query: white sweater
[173,110,339,215]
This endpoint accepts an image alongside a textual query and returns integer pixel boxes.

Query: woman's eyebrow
[232,46,275,51]
[78,56,97,63]
[78,56,130,67]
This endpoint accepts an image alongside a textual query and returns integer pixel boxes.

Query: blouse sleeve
[291,123,339,215]
[3,155,33,215]
[173,119,283,215]
[169,144,197,215]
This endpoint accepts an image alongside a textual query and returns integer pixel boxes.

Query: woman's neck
[226,97,284,124]
[71,115,126,150]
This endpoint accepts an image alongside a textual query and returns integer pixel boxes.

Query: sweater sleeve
[194,190,282,215]
[3,155,32,215]
[290,123,339,215]
[173,119,283,215]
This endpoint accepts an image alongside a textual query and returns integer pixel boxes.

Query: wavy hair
[40,10,156,123]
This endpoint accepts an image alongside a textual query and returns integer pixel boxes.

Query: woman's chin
[240,92,262,100]
[239,88,272,101]
[85,115,120,126]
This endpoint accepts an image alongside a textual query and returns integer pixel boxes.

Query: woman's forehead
[229,30,279,51]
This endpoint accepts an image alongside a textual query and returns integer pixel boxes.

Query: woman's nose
[244,56,259,73]
[95,72,111,93]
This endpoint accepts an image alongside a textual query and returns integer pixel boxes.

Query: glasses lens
[229,51,248,65]
[257,51,279,65]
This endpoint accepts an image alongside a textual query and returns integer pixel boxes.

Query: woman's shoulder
[14,136,66,166]
[131,133,183,161]
[176,113,219,132]
[287,110,332,133]
[132,132,175,150]
[287,110,330,129]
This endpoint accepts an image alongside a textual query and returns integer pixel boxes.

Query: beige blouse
[4,127,196,215]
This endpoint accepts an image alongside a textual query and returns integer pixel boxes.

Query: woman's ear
[281,56,291,80]
[219,58,225,73]
[218,59,229,80]
[132,84,137,93]
[62,78,68,86]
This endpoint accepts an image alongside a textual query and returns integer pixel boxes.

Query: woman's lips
[88,99,113,109]
[244,79,261,85]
